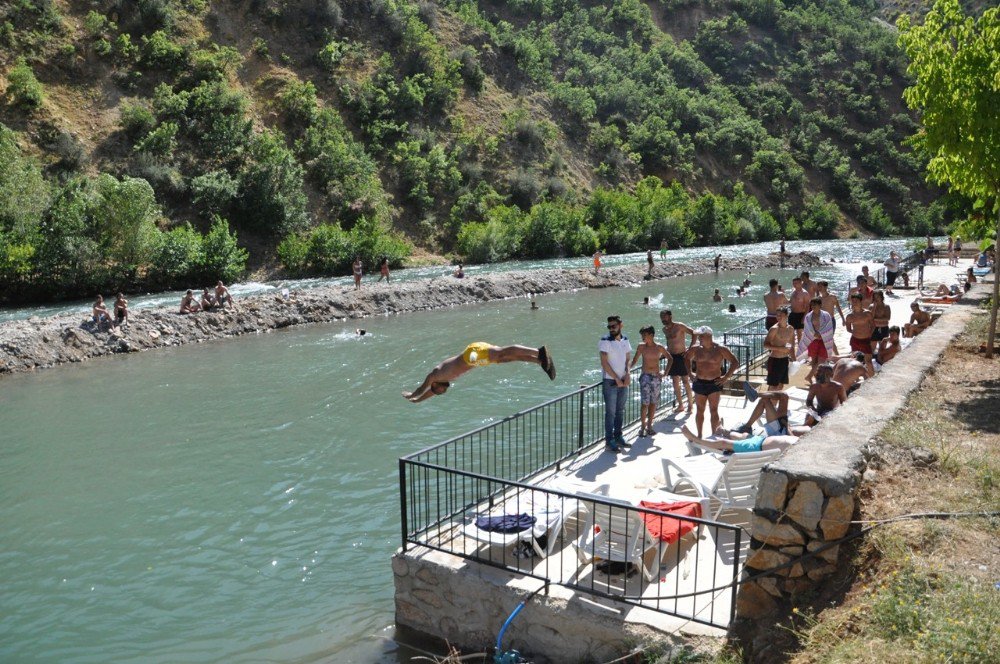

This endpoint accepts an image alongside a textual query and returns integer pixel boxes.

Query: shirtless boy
[788,277,811,347]
[817,281,845,329]
[114,293,129,328]
[661,309,696,413]
[875,326,902,365]
[179,289,201,314]
[684,327,739,439]
[903,302,932,338]
[679,425,798,455]
[403,343,556,402]
[800,271,818,298]
[833,352,872,394]
[763,307,794,390]
[763,279,788,330]
[92,294,116,330]
[804,363,848,426]
[630,326,672,437]
[845,293,875,364]
[852,275,874,310]
[870,290,891,343]
[215,281,234,307]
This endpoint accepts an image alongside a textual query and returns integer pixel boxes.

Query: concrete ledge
[393,546,721,663]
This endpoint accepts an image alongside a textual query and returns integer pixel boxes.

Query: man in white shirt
[599,315,632,452]
[883,251,901,295]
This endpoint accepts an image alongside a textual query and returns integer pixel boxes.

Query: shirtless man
[817,281,845,330]
[833,352,872,395]
[660,309,696,414]
[875,326,902,366]
[733,389,811,438]
[712,289,722,302]
[201,287,217,311]
[352,257,363,290]
[763,279,788,330]
[762,307,794,391]
[179,289,201,314]
[903,302,932,338]
[788,277,811,347]
[861,265,876,289]
[403,343,555,402]
[646,249,655,277]
[870,290,891,344]
[114,293,129,328]
[844,293,875,364]
[92,294,116,330]
[684,327,739,439]
[215,281,234,307]
[853,275,874,310]
[804,363,848,426]
[679,424,797,455]
[630,326,672,437]
[800,271,818,298]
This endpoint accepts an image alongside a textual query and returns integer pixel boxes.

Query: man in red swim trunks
[844,293,875,365]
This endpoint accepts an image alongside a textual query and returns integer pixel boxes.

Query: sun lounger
[662,449,782,519]
[462,487,581,558]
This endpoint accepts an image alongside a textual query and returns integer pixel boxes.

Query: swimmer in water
[403,343,556,402]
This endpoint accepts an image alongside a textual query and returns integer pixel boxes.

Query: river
[0,240,914,662]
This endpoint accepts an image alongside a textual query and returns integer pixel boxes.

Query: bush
[7,59,44,109]
[277,232,310,275]
[141,30,187,71]
[455,47,485,92]
[120,101,157,137]
[134,121,178,156]
[191,170,238,214]
[236,130,309,237]
[200,215,247,282]
[150,223,203,284]
[455,205,524,263]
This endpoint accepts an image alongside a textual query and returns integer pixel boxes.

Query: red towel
[638,500,702,544]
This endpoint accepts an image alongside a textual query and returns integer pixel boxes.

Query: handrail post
[399,458,408,552]
[577,386,585,450]
[731,527,742,624]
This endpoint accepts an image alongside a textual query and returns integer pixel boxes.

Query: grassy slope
[0,0,984,271]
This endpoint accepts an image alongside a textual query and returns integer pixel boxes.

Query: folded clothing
[638,501,702,544]
[475,513,536,533]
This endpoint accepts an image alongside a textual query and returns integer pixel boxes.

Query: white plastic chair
[463,488,581,557]
[571,493,661,581]
[661,449,782,519]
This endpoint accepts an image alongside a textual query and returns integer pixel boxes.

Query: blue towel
[475,513,536,533]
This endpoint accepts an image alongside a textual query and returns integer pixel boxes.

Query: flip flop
[742,380,759,402]
[538,345,556,380]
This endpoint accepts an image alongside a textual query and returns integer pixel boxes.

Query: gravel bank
[0,252,823,377]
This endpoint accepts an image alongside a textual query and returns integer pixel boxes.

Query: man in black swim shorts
[684,326,739,439]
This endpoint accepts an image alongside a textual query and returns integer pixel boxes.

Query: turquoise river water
[0,240,914,662]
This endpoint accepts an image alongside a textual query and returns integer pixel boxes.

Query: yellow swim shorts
[462,342,494,367]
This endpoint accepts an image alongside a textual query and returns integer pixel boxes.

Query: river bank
[0,251,822,377]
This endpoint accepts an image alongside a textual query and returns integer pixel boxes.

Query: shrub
[7,59,44,109]
[455,205,524,263]
[277,232,310,275]
[150,223,203,283]
[141,30,187,71]
[455,47,485,92]
[120,101,157,137]
[236,130,309,237]
[91,174,161,269]
[317,40,348,71]
[134,121,178,156]
[199,215,247,282]
[190,170,238,214]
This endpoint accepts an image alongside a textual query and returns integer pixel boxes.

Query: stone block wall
[736,289,986,617]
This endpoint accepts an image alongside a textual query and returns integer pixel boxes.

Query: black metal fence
[398,317,773,628]
[398,465,744,628]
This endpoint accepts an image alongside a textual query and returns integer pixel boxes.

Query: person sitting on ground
[875,326,902,367]
[630,326,672,437]
[833,352,872,394]
[453,263,465,278]
[966,267,977,285]
[679,424,798,454]
[713,288,722,302]
[977,250,990,268]
[201,287,217,311]
[215,281,234,307]
[179,289,201,314]
[403,343,556,402]
[804,362,848,426]
[903,301,932,337]
[92,294,116,330]
[114,293,129,328]
[798,297,835,383]
[735,387,812,437]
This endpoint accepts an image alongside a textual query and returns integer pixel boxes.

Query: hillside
[0,0,981,303]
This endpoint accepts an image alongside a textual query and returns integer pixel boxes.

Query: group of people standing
[598,310,739,452]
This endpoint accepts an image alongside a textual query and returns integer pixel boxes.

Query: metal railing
[398,317,771,628]
[398,465,744,628]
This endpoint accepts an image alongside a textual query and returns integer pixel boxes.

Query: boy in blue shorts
[629,326,672,437]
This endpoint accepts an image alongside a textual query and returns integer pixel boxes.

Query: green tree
[898,1,1000,355]
[91,174,161,270]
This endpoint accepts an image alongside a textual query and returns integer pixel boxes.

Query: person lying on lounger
[679,424,798,454]
[403,343,556,402]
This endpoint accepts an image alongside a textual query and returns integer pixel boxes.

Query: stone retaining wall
[736,286,989,616]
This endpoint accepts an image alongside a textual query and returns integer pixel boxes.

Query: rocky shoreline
[0,252,823,377]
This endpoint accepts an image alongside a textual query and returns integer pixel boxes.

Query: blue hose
[495,600,526,652]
